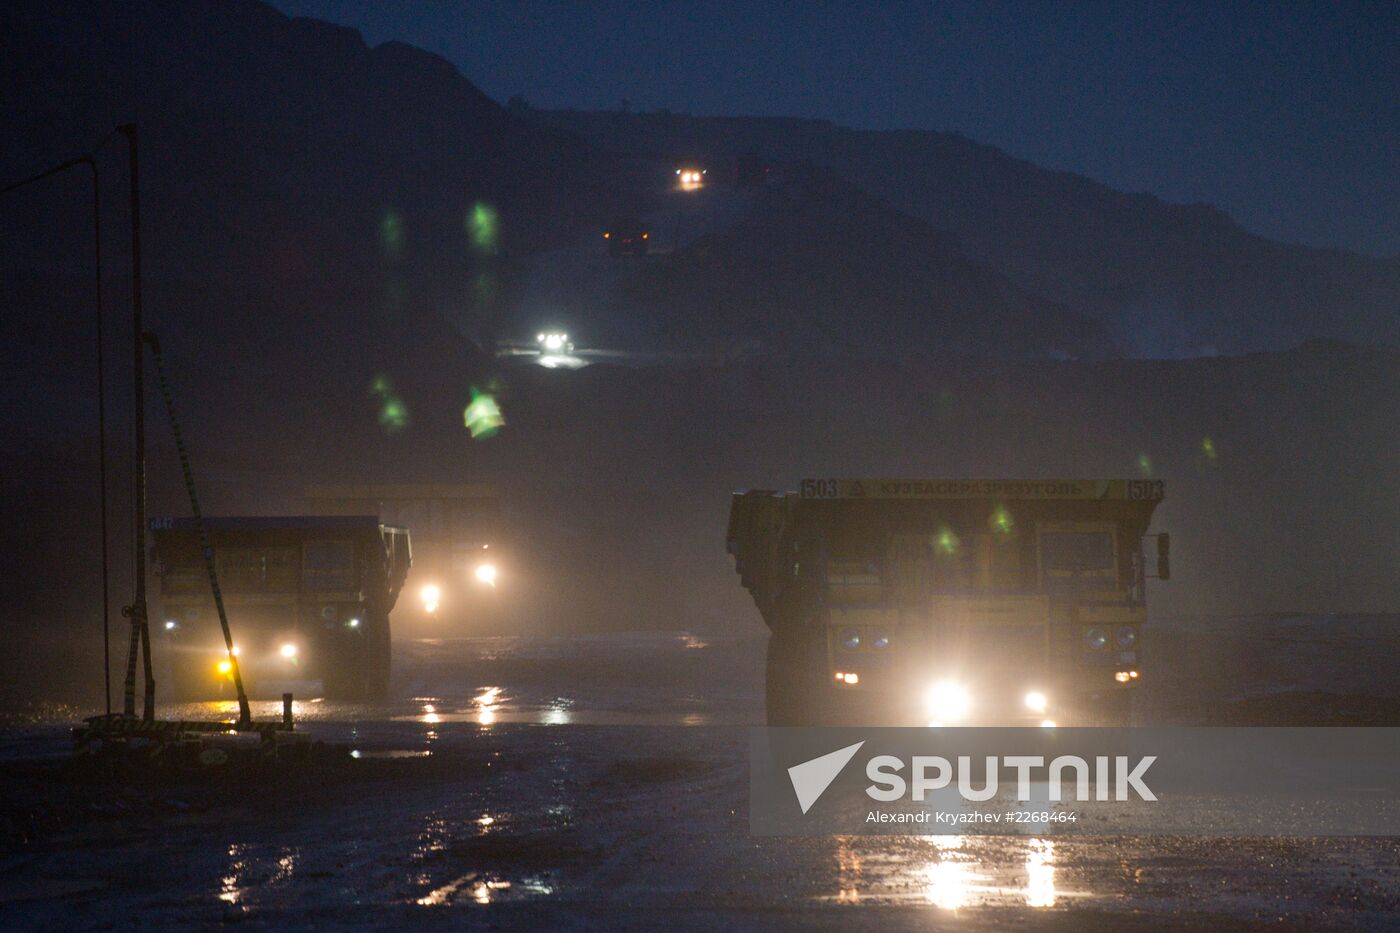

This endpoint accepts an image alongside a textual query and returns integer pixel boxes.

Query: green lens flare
[380,210,404,257]
[1138,453,1152,476]
[379,399,408,431]
[464,389,504,439]
[936,526,960,556]
[371,374,408,432]
[469,202,499,254]
[991,504,1015,536]
[1201,436,1217,460]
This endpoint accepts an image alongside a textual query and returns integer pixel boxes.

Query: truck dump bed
[728,479,1167,726]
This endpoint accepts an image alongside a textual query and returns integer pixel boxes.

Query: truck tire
[322,658,364,701]
[766,628,824,726]
[365,612,391,702]
[1090,691,1133,727]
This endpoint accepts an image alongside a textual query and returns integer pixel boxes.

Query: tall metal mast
[118,123,155,720]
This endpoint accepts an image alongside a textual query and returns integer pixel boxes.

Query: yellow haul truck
[727,479,1169,727]
[154,516,410,701]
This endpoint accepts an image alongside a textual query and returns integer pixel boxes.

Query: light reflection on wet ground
[821,834,1076,909]
[2,625,1400,927]
[151,631,762,730]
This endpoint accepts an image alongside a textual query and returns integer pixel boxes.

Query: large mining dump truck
[153,516,411,700]
[305,485,504,635]
[727,479,1169,726]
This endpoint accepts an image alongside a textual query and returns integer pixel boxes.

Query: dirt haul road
[2,623,1398,930]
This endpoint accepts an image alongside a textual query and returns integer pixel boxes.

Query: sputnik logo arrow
[788,740,865,814]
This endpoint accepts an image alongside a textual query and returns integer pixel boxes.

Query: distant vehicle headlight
[420,583,442,614]
[217,659,232,675]
[1085,628,1109,650]
[164,619,178,631]
[474,562,498,586]
[924,680,972,723]
[539,332,570,353]
[1024,690,1048,714]
[280,642,298,659]
[870,630,890,650]
[1116,627,1137,648]
[346,617,361,629]
[840,630,861,651]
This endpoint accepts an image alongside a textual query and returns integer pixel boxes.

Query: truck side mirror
[1156,533,1171,581]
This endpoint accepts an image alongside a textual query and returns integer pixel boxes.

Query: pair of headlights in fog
[419,564,499,614]
[1086,627,1137,650]
[213,642,296,675]
[840,629,890,651]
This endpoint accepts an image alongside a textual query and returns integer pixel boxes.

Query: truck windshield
[215,547,297,591]
[303,540,355,591]
[1040,531,1114,573]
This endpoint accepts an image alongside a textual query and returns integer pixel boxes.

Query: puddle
[815,836,1094,909]
[390,708,716,726]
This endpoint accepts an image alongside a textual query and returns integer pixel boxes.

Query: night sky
[270,1,1399,258]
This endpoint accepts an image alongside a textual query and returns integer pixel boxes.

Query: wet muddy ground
[2,618,1399,929]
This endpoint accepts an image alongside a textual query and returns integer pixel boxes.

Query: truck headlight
[1116,627,1137,648]
[474,562,498,586]
[420,583,442,614]
[164,619,178,631]
[1024,690,1048,714]
[840,630,861,650]
[924,680,972,723]
[280,642,298,660]
[1085,628,1108,650]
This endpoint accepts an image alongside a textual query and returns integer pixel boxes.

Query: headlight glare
[923,680,972,722]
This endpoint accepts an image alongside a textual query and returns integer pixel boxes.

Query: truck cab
[153,516,410,700]
[727,479,1169,726]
